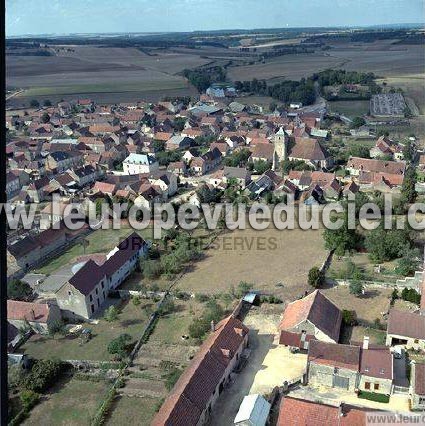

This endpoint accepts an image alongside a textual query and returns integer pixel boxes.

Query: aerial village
[5,81,425,424]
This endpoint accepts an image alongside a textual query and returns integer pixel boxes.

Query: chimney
[363,336,369,350]
[211,320,215,332]
[300,331,307,343]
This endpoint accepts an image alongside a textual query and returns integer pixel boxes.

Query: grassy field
[18,80,187,97]
[35,226,153,275]
[165,224,328,300]
[105,395,160,426]
[328,100,370,118]
[23,377,109,426]
[19,299,153,361]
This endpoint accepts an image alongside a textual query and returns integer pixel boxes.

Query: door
[333,375,349,389]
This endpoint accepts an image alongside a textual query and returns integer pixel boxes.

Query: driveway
[209,309,306,426]
[393,347,409,388]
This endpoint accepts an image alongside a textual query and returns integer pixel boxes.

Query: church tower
[272,127,287,170]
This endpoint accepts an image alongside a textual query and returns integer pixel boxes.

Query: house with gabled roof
[7,300,61,334]
[152,315,249,426]
[279,290,342,343]
[277,396,376,426]
[385,309,425,350]
[55,232,147,319]
[307,340,361,391]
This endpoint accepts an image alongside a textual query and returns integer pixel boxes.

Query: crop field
[6,45,210,105]
[227,42,425,82]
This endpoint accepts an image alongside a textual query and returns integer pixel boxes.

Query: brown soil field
[6,45,211,105]
[173,225,327,300]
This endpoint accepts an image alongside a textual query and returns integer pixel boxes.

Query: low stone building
[152,316,249,426]
[410,362,425,410]
[279,290,342,343]
[356,338,393,395]
[385,309,425,350]
[7,300,61,334]
[307,340,360,391]
[56,232,147,319]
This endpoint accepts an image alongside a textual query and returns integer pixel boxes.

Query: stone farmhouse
[7,300,62,334]
[385,309,425,351]
[279,290,342,343]
[55,232,148,319]
[152,315,249,426]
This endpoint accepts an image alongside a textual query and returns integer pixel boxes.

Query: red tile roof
[308,340,360,371]
[279,330,316,349]
[387,309,425,340]
[7,300,51,323]
[289,137,329,161]
[279,290,342,342]
[414,363,425,395]
[277,397,367,426]
[152,316,248,426]
[358,346,393,380]
[347,157,406,175]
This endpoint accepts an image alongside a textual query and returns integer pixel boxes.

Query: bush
[48,319,67,337]
[107,334,132,359]
[308,267,325,289]
[104,306,119,322]
[7,279,34,301]
[358,391,389,403]
[237,281,253,297]
[131,295,142,306]
[342,310,358,326]
[349,280,363,297]
[401,288,421,305]
[142,259,164,279]
[19,390,40,411]
[22,359,62,393]
[164,367,183,391]
[158,298,176,316]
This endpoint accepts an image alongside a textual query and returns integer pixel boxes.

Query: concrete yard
[210,305,307,426]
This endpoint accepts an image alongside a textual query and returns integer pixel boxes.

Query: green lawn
[105,395,161,426]
[151,311,193,344]
[328,100,370,118]
[18,81,187,97]
[36,227,153,275]
[22,377,109,426]
[19,300,154,361]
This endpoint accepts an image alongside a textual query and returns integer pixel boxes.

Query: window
[365,382,371,390]
[89,295,93,302]
[374,383,379,390]
[101,282,104,289]
[68,290,72,296]
[95,288,98,295]
[91,304,95,314]
[414,339,419,343]
[419,397,425,405]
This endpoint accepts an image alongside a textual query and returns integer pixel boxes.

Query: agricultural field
[6,45,209,106]
[19,299,153,361]
[22,376,109,426]
[227,41,425,82]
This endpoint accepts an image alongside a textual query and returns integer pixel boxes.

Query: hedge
[358,391,390,403]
